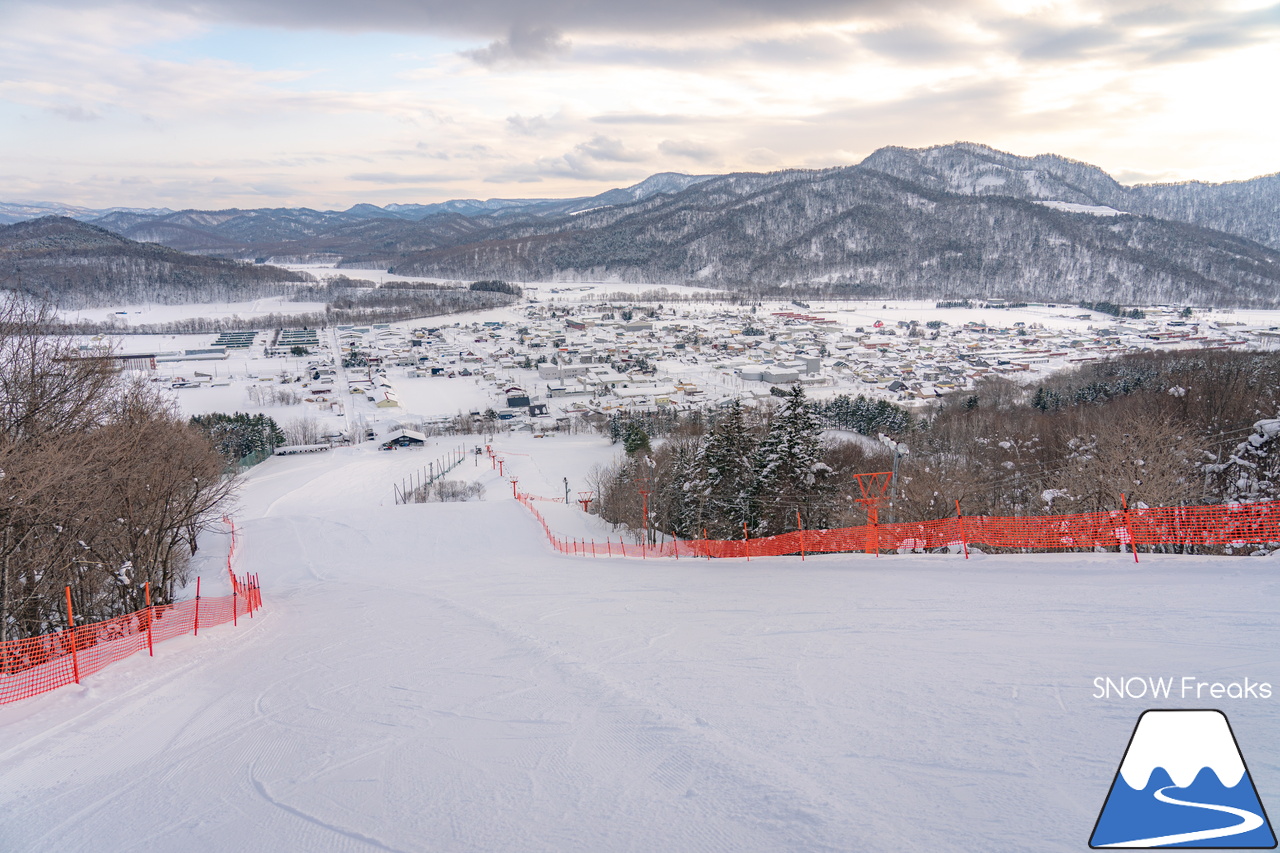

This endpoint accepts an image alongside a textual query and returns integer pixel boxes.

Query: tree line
[590,350,1280,553]
[0,298,236,644]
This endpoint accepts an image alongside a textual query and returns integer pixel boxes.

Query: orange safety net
[0,518,263,706]
[516,494,1280,561]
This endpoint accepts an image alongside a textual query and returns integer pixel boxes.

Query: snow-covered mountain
[384,163,1280,307]
[862,142,1280,250]
[5,144,1280,305]
[0,200,173,226]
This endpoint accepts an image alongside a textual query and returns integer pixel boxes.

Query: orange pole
[65,585,80,684]
[194,576,201,636]
[144,581,154,655]
[233,581,238,626]
[744,522,750,561]
[797,510,805,560]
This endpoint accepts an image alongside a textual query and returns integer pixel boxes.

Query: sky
[1,0,1278,210]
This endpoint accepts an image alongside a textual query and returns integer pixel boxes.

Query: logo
[1091,710,1276,848]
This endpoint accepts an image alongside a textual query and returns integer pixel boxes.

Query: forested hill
[860,142,1280,251]
[385,164,1280,307]
[5,144,1280,306]
[0,217,310,308]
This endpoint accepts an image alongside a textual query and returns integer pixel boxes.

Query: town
[97,281,1280,448]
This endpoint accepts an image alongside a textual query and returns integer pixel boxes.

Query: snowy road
[2,437,1279,851]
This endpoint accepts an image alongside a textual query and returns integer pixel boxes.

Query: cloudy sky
[2,0,1277,210]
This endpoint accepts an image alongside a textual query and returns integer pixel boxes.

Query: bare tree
[0,297,237,642]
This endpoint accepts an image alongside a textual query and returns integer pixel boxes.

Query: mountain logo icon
[1091,709,1277,848]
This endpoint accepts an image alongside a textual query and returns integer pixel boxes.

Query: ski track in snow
[1,436,1279,852]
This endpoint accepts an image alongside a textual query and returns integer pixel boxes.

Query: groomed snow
[1036,201,1124,217]
[2,435,1279,851]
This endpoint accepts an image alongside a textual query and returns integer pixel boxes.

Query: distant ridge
[4,144,1280,306]
[0,216,309,308]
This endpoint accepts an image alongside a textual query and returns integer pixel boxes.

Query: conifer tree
[695,400,757,539]
[749,385,832,535]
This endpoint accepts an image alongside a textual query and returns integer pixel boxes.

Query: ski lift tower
[577,491,595,512]
[854,471,893,556]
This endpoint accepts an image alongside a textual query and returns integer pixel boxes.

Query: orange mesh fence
[0,518,263,706]
[516,494,1280,560]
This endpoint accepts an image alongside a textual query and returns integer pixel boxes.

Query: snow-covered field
[2,434,1278,852]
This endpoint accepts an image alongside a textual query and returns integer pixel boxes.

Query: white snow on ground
[1036,200,1124,217]
[58,295,329,325]
[2,435,1280,852]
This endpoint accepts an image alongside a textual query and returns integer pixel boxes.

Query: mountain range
[4,144,1280,306]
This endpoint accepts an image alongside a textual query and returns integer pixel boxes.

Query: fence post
[64,586,80,684]
[705,528,710,560]
[194,576,201,636]
[743,522,750,561]
[233,582,238,627]
[144,581,154,655]
[955,499,969,559]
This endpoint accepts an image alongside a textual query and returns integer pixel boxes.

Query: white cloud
[0,0,1277,206]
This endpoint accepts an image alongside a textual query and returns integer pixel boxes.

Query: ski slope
[2,435,1279,852]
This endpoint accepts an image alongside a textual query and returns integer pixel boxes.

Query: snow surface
[1035,201,1124,217]
[3,442,1280,851]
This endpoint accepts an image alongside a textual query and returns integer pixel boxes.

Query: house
[380,429,426,448]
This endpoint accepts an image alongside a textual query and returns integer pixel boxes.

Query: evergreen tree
[694,401,757,539]
[190,412,285,463]
[749,385,832,535]
[656,439,701,540]
[622,421,651,455]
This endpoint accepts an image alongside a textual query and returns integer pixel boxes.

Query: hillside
[6,145,1280,306]
[0,217,310,308]
[387,165,1280,307]
[1,434,1275,852]
[861,142,1280,250]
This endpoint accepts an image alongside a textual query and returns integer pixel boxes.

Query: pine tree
[622,421,651,455]
[695,401,757,539]
[749,385,832,535]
